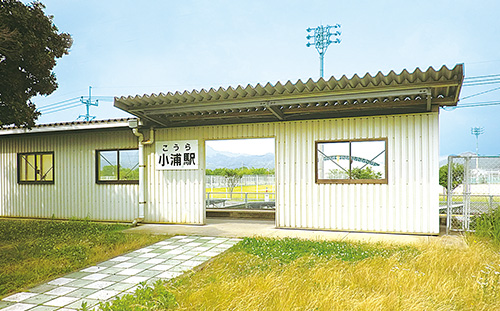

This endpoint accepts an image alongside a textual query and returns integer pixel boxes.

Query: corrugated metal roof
[0,118,134,136]
[114,64,464,127]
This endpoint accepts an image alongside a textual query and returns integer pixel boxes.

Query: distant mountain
[206,145,274,169]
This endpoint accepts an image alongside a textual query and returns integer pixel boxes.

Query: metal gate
[446,155,500,233]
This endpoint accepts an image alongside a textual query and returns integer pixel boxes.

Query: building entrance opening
[205,138,275,220]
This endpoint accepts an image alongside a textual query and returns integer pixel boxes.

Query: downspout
[131,127,154,223]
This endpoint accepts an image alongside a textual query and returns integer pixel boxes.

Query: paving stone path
[0,236,241,311]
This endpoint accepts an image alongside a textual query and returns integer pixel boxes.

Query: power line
[463,81,500,87]
[463,77,500,86]
[464,73,500,80]
[37,100,81,113]
[36,88,112,117]
[457,101,500,108]
[41,103,83,115]
[461,85,500,100]
[36,97,81,109]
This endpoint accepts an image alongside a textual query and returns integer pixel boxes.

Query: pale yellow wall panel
[1,113,440,233]
[0,130,138,221]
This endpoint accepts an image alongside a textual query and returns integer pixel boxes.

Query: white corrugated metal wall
[0,129,139,221]
[144,112,439,234]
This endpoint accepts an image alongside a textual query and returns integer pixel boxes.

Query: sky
[27,0,500,159]
[207,139,275,156]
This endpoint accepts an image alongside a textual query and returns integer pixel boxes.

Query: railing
[206,191,276,209]
[205,175,275,192]
[440,194,500,214]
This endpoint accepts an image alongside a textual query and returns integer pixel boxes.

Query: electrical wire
[40,103,83,114]
[458,100,500,108]
[36,97,81,109]
[463,81,500,87]
[36,95,113,117]
[461,86,500,100]
[37,100,81,112]
[462,73,500,88]
[41,104,82,115]
[464,73,500,80]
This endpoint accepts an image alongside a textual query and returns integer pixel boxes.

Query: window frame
[17,152,55,184]
[315,138,388,184]
[95,148,139,184]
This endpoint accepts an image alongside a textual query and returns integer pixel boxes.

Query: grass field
[206,185,275,200]
[439,194,500,204]
[96,237,500,311]
[0,219,166,297]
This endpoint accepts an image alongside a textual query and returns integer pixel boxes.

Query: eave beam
[135,112,170,128]
[139,88,432,116]
[266,103,286,120]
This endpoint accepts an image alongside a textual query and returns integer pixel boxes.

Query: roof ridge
[0,117,135,131]
[115,65,463,103]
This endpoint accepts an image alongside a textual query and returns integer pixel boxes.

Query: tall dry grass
[166,238,500,311]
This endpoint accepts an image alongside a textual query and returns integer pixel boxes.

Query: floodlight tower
[77,86,98,121]
[471,127,485,156]
[471,126,485,169]
[306,24,341,78]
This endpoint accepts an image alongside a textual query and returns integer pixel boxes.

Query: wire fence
[445,155,500,233]
[205,175,275,192]
[206,192,276,210]
[205,175,276,210]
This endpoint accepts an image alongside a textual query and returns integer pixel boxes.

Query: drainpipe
[129,121,154,223]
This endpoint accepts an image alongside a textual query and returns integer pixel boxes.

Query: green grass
[95,236,500,310]
[94,238,425,310]
[233,237,418,263]
[206,185,275,200]
[86,280,177,311]
[471,208,500,244]
[0,219,166,297]
[439,194,500,203]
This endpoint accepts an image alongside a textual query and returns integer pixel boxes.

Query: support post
[464,157,471,231]
[446,156,452,235]
[131,126,154,222]
[320,54,324,78]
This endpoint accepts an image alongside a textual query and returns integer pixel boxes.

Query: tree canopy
[328,167,382,180]
[206,167,275,176]
[439,163,464,193]
[0,0,72,128]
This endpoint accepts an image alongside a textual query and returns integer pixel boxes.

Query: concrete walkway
[0,236,240,311]
[124,218,453,245]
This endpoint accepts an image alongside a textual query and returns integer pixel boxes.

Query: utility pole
[471,126,484,168]
[77,86,98,121]
[306,24,341,78]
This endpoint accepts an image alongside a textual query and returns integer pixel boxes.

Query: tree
[439,163,464,193]
[350,167,382,179]
[328,167,382,179]
[206,167,274,176]
[221,168,244,198]
[0,0,73,128]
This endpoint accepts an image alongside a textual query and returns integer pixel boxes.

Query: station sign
[156,140,198,170]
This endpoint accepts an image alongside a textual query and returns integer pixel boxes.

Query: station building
[0,64,464,234]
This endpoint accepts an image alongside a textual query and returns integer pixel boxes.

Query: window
[18,152,54,184]
[315,139,387,184]
[96,149,139,184]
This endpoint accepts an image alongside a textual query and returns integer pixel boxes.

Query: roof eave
[0,119,133,136]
